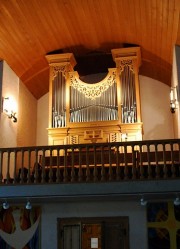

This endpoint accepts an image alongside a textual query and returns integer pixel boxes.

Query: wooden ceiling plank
[139,0,153,53]
[166,0,180,63]
[55,0,90,53]
[0,0,178,98]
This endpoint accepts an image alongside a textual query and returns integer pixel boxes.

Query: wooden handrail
[0,139,180,185]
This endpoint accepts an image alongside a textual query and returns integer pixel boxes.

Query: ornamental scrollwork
[70,70,116,100]
[117,59,134,73]
[52,64,72,78]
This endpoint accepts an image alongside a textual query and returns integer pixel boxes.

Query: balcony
[0,138,180,202]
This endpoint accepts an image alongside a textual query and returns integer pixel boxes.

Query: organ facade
[46,47,143,145]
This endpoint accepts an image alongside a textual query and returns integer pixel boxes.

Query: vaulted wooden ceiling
[0,0,179,99]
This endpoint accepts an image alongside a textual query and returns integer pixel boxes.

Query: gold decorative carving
[69,70,116,100]
[117,59,134,73]
[52,64,72,78]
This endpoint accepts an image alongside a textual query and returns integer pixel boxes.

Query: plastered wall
[41,201,147,249]
[140,75,174,140]
[172,46,180,138]
[0,61,19,148]
[0,61,37,148]
[17,80,37,147]
[36,93,49,145]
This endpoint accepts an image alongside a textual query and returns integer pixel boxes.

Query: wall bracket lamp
[174,197,180,206]
[170,86,178,113]
[25,200,32,210]
[140,197,147,206]
[2,201,9,209]
[2,97,17,122]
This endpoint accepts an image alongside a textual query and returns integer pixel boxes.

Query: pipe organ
[69,69,118,123]
[46,47,143,145]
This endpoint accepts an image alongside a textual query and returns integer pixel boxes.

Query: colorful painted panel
[0,206,41,249]
[147,202,180,249]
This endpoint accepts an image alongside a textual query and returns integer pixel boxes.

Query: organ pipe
[120,64,137,123]
[69,82,118,123]
[47,48,142,128]
[52,71,66,128]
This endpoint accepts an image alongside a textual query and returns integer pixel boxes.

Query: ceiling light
[3,201,9,209]
[25,201,32,210]
[174,197,180,206]
[140,198,147,206]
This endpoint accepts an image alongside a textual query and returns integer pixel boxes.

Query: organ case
[46,47,143,145]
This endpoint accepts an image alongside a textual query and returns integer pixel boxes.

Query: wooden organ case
[46,47,143,145]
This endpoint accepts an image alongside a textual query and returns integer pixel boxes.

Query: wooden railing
[0,139,180,185]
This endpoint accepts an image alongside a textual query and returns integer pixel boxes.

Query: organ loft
[46,47,143,145]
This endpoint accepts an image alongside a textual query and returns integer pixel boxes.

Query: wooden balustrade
[0,139,180,185]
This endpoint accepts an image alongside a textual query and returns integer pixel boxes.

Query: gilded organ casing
[46,47,143,145]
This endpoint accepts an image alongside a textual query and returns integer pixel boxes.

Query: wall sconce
[170,86,178,113]
[3,97,17,122]
[140,197,147,206]
[25,200,32,210]
[2,201,9,209]
[174,197,180,206]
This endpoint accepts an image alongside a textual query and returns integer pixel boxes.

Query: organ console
[46,47,143,145]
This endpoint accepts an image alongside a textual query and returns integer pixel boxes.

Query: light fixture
[174,197,180,206]
[170,86,178,113]
[2,97,17,122]
[25,200,32,210]
[2,201,9,209]
[140,198,147,206]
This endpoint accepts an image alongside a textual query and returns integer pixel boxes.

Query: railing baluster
[20,150,25,184]
[78,147,83,182]
[147,144,152,179]
[6,151,11,184]
[93,146,98,182]
[63,148,68,182]
[101,146,105,181]
[13,150,17,184]
[124,145,128,180]
[139,145,144,179]
[55,149,60,183]
[155,144,160,179]
[34,149,39,183]
[49,149,53,182]
[0,151,3,184]
[132,146,136,180]
[41,149,46,183]
[71,147,75,182]
[170,143,175,178]
[86,146,90,182]
[27,149,31,184]
[163,143,167,179]
[115,145,120,181]
[108,145,113,181]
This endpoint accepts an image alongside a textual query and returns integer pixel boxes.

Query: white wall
[17,81,37,147]
[36,93,49,145]
[36,76,174,145]
[41,201,147,249]
[0,61,19,148]
[140,75,174,140]
[0,61,37,148]
[172,46,180,138]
